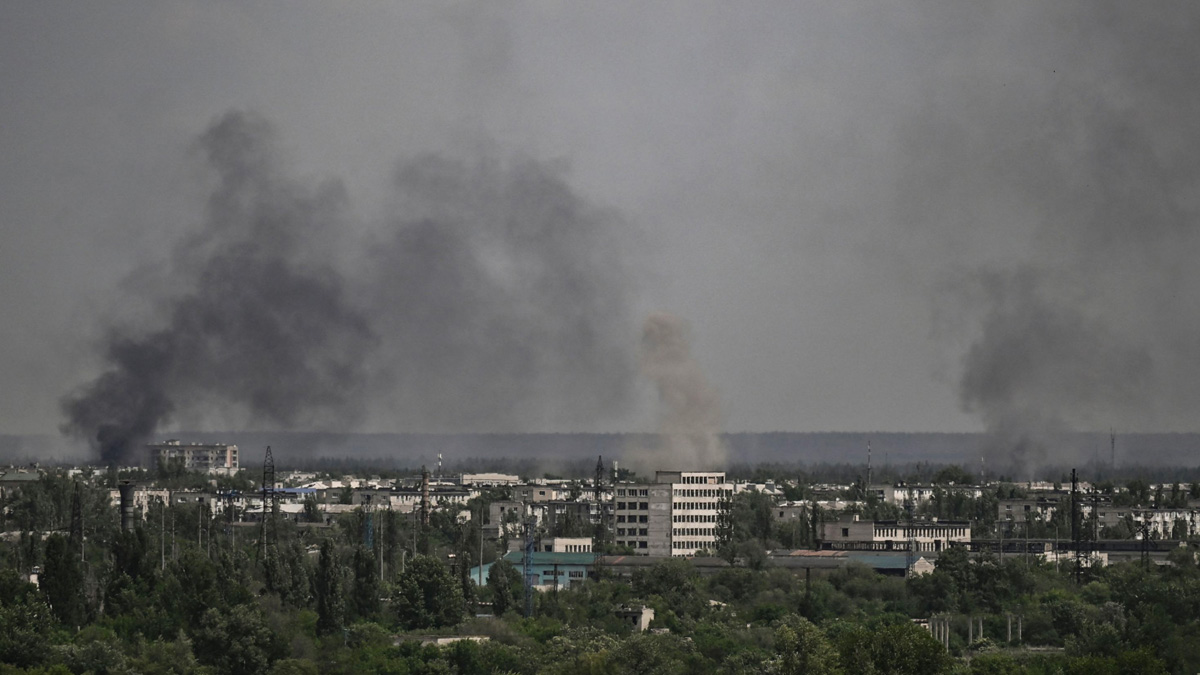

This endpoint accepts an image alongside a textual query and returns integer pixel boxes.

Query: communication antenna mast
[420,466,430,527]
[362,494,374,549]
[261,446,276,556]
[1110,429,1116,470]
[866,440,872,491]
[594,455,604,501]
[1140,515,1151,569]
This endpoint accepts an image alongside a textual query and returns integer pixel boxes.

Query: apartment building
[149,440,238,473]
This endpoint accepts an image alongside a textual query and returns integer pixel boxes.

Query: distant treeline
[5,431,1200,480]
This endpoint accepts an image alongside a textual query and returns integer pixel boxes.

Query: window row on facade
[673,514,716,523]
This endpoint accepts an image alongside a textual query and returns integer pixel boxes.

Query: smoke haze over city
[3,3,1200,467]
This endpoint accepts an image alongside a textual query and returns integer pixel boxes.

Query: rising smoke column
[639,312,726,469]
[61,111,375,463]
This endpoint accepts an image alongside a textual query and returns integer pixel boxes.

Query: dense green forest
[3,469,1200,674]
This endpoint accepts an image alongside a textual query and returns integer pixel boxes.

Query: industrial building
[825,514,971,552]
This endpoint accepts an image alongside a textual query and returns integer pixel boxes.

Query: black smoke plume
[361,152,637,432]
[62,112,638,463]
[904,5,1200,473]
[61,112,375,463]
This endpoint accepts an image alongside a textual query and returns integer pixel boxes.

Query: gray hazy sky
[4,2,1199,439]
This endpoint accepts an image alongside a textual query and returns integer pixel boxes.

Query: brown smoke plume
[639,312,726,469]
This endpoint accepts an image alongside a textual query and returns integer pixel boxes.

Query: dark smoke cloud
[904,5,1200,471]
[951,268,1153,472]
[363,154,638,432]
[61,112,639,462]
[61,111,375,463]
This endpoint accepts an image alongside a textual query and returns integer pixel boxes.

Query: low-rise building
[825,515,971,553]
[0,469,40,499]
[616,605,655,632]
[542,537,592,553]
[459,473,521,486]
[873,483,983,506]
[515,484,568,503]
[467,550,596,589]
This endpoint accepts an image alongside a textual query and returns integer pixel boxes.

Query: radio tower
[420,466,430,527]
[866,440,872,491]
[1110,429,1116,470]
[260,446,276,557]
[594,455,604,501]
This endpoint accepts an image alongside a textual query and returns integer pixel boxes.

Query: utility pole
[523,514,536,618]
[69,482,84,564]
[1071,469,1082,584]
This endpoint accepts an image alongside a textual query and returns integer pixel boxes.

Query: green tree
[350,546,379,621]
[876,621,954,675]
[393,554,462,629]
[193,605,280,675]
[41,533,85,626]
[314,540,344,636]
[773,615,841,675]
[0,572,54,668]
[487,557,522,616]
[302,495,321,523]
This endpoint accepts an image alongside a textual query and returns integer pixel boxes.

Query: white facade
[542,537,592,553]
[459,473,521,486]
[827,515,971,553]
[149,440,238,473]
[108,487,171,514]
[661,471,735,557]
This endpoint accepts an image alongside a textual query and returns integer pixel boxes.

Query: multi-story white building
[148,440,238,473]
[663,470,735,557]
